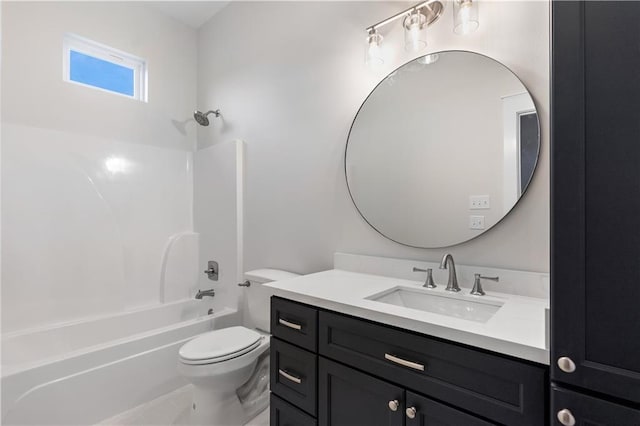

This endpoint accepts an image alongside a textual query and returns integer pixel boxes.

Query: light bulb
[365,30,384,66]
[403,9,428,52]
[454,0,479,35]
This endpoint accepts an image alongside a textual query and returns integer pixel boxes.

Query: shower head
[193,109,221,126]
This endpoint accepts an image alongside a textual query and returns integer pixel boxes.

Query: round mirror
[346,51,540,248]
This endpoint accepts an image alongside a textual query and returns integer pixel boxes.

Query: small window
[63,34,147,101]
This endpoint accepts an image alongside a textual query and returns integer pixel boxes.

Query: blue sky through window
[69,50,134,96]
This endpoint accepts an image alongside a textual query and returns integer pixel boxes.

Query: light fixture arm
[366,0,442,32]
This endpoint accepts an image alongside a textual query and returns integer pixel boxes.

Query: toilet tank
[244,269,300,332]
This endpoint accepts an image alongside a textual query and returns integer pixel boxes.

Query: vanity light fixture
[365,29,384,65]
[453,0,479,35]
[404,8,428,52]
[364,0,443,65]
[364,0,480,65]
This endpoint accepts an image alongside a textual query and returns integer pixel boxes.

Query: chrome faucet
[195,289,215,299]
[439,253,461,292]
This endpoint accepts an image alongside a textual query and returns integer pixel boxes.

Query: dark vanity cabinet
[552,1,640,423]
[270,296,548,426]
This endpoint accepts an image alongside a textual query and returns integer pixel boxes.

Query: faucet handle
[470,273,500,296]
[412,267,437,288]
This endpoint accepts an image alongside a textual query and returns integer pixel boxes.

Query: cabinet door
[552,0,640,403]
[271,394,318,426]
[405,392,495,426]
[318,357,403,426]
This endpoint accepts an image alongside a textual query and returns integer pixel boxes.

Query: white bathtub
[1,299,239,425]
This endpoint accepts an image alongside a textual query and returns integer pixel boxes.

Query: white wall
[197,1,550,274]
[1,2,198,332]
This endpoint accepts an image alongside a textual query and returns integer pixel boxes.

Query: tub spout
[195,289,215,299]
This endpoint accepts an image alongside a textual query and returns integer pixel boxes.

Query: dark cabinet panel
[270,338,317,416]
[405,391,496,426]
[583,0,640,378]
[551,0,640,404]
[319,311,547,426]
[272,297,318,352]
[318,357,404,426]
[551,386,640,426]
[271,393,318,426]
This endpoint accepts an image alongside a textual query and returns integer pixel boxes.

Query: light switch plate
[469,195,490,210]
[469,215,485,230]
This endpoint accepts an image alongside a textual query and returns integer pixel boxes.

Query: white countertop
[265,269,550,365]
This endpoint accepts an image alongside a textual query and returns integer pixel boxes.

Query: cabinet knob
[406,407,417,419]
[557,356,576,373]
[557,409,576,426]
[388,400,399,411]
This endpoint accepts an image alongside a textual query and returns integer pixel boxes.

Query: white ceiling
[150,1,231,29]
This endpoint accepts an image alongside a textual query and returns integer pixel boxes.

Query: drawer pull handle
[278,318,302,330]
[384,353,425,371]
[388,400,399,411]
[278,369,302,384]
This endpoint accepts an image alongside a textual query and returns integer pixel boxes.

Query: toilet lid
[179,326,262,363]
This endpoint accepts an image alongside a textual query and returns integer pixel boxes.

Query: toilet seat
[179,326,263,365]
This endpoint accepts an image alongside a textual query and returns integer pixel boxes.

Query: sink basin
[366,286,504,323]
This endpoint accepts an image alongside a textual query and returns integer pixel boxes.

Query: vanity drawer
[551,386,640,425]
[270,338,317,416]
[271,296,317,351]
[271,393,317,426]
[319,311,547,426]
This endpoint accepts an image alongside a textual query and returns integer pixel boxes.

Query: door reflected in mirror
[345,51,540,248]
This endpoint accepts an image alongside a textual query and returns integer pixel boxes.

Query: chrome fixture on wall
[193,109,221,126]
[203,260,219,281]
[364,0,479,65]
[195,289,215,299]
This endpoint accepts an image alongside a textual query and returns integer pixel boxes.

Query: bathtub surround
[160,232,200,303]
[1,2,198,333]
[2,125,195,332]
[194,140,245,315]
[1,3,248,425]
[197,1,549,274]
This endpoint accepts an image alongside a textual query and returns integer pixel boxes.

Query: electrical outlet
[469,215,485,230]
[469,195,490,210]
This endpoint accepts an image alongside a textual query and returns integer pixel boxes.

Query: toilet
[178,269,300,426]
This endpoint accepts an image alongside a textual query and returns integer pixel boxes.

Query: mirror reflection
[346,51,540,248]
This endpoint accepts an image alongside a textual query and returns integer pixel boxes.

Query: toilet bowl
[178,269,300,426]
